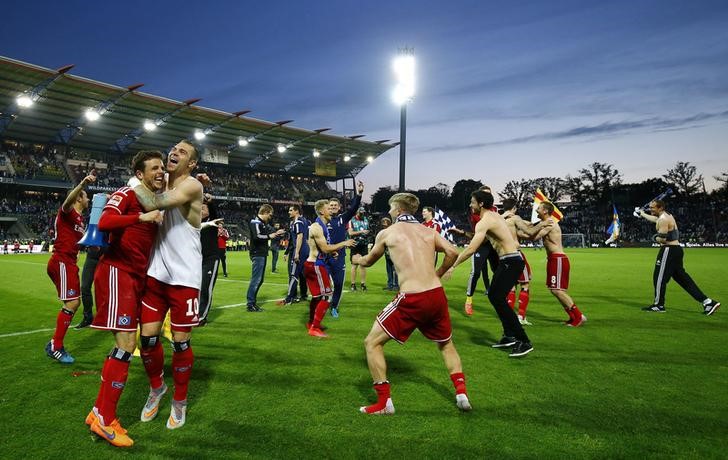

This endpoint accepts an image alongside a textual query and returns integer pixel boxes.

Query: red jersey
[217,226,229,249]
[52,207,85,262]
[469,207,498,231]
[423,219,442,234]
[99,186,158,277]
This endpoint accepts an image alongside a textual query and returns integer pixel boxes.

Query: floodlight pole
[398,104,407,192]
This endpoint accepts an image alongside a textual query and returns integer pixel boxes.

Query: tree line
[369,161,728,214]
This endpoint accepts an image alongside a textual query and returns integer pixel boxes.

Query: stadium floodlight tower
[392,48,415,192]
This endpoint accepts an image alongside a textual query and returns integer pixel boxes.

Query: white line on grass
[0,328,55,338]
[0,291,335,338]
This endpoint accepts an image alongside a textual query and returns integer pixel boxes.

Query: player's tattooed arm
[133,177,201,211]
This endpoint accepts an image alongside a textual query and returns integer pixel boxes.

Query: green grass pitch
[0,248,726,459]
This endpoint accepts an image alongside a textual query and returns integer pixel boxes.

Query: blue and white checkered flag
[434,208,455,243]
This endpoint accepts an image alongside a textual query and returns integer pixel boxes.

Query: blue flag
[605,204,621,244]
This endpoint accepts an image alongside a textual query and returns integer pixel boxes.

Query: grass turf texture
[0,248,726,459]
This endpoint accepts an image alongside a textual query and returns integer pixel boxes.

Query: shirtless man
[635,200,720,314]
[352,193,472,414]
[449,190,533,357]
[304,199,355,337]
[130,139,206,430]
[500,199,533,325]
[526,202,586,326]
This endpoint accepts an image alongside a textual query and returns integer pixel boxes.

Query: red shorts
[141,276,200,332]
[47,255,80,301]
[518,250,532,284]
[304,261,332,298]
[91,261,144,332]
[377,286,452,344]
[546,253,570,290]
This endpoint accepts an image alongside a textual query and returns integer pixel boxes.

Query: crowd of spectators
[2,143,725,245]
[2,144,67,181]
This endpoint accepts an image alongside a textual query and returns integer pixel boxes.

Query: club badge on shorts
[118,315,131,326]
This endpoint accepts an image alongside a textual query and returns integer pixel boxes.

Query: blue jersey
[327,194,361,266]
[314,216,332,266]
[288,216,310,260]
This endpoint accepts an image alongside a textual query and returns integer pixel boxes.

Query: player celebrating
[304,199,355,337]
[449,190,533,357]
[326,181,364,317]
[85,151,164,447]
[501,199,533,325]
[526,202,586,326]
[353,193,471,413]
[130,139,206,430]
[44,172,95,364]
[635,200,720,315]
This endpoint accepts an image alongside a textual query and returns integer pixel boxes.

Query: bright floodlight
[343,154,351,162]
[84,108,100,121]
[16,95,34,108]
[277,143,287,153]
[194,130,206,140]
[143,120,157,131]
[367,155,374,163]
[238,137,249,147]
[392,53,415,105]
[312,149,320,157]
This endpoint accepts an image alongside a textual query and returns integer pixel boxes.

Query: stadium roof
[0,56,397,179]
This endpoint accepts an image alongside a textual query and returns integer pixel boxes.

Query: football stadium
[1,2,728,458]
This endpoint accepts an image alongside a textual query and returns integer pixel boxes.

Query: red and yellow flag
[530,187,563,223]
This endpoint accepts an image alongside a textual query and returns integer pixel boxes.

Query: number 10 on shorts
[186,298,199,317]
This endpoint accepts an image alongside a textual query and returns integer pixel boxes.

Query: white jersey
[147,206,202,289]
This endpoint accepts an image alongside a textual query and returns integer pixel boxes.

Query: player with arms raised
[526,202,586,326]
[44,172,95,364]
[353,193,471,414]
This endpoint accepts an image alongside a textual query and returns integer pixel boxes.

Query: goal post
[562,233,586,248]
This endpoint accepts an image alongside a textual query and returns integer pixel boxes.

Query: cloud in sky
[420,110,728,153]
[1,0,728,198]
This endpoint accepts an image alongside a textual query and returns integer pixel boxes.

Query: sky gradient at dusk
[2,0,727,199]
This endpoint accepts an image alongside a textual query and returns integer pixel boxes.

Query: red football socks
[518,290,530,317]
[172,345,194,402]
[570,305,583,320]
[312,298,330,329]
[141,341,165,390]
[450,372,467,395]
[52,307,74,349]
[361,382,391,414]
[98,352,131,424]
[506,290,516,309]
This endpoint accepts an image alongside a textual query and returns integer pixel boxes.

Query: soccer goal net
[562,233,586,248]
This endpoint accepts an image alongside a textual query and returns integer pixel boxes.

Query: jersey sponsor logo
[118,315,131,326]
[108,195,123,207]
